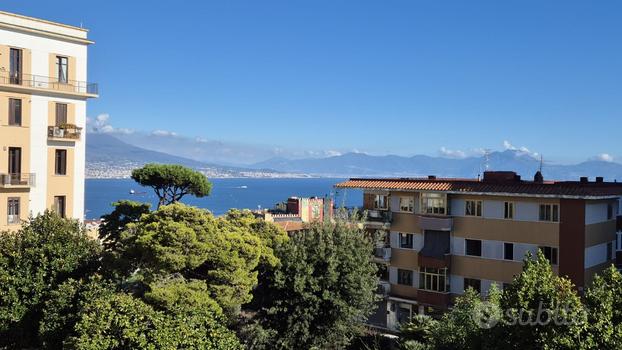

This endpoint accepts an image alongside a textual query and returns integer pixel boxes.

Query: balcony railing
[0,71,98,95]
[367,209,392,223]
[419,215,453,231]
[0,173,35,187]
[48,125,82,140]
[377,281,391,296]
[374,247,392,261]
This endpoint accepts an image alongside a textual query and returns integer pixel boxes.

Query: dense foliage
[397,251,621,350]
[247,220,379,349]
[131,163,212,207]
[0,212,100,349]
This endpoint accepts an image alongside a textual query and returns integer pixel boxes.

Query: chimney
[428,175,437,180]
[580,177,588,184]
[596,177,604,183]
[533,171,544,183]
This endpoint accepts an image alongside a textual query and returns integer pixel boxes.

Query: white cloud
[593,153,614,162]
[87,113,134,134]
[151,129,178,137]
[324,150,343,157]
[502,140,539,158]
[439,147,467,159]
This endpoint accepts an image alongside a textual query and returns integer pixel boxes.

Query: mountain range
[86,133,622,181]
[85,133,301,178]
[251,151,622,181]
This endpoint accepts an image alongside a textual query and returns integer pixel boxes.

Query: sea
[85,178,362,219]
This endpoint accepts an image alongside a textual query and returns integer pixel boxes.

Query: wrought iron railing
[0,71,98,95]
[48,125,82,140]
[0,173,36,187]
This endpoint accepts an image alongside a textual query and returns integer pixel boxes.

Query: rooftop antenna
[539,154,544,172]
[484,149,491,171]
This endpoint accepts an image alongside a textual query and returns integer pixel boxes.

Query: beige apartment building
[336,171,622,330]
[0,11,97,231]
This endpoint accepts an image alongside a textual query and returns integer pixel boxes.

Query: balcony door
[8,147,21,185]
[9,48,22,85]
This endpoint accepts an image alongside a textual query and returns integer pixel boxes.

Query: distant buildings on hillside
[255,196,334,233]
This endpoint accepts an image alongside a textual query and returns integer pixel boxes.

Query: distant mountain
[252,150,622,181]
[86,133,300,179]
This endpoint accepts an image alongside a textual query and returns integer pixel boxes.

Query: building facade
[0,11,97,231]
[336,171,622,330]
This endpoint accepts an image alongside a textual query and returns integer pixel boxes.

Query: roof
[273,221,305,232]
[335,176,622,199]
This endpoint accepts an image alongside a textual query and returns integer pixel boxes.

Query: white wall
[28,96,48,215]
[451,237,538,262]
[585,203,610,225]
[451,198,543,222]
[584,241,614,268]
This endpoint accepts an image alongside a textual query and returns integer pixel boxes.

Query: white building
[0,11,97,230]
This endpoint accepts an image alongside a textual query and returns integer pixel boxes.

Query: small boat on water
[129,189,135,194]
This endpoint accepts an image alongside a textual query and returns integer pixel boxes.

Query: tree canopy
[0,211,101,349]
[250,220,378,349]
[131,163,212,207]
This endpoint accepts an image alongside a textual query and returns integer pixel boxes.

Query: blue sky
[5,0,622,163]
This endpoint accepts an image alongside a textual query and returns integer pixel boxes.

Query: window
[607,242,613,261]
[9,48,22,84]
[54,196,66,218]
[465,239,482,257]
[539,204,559,222]
[56,56,68,83]
[504,242,514,260]
[399,196,414,212]
[464,278,481,293]
[419,267,449,292]
[397,305,412,324]
[465,200,482,217]
[374,195,388,210]
[539,246,558,265]
[8,147,21,175]
[607,203,614,220]
[421,193,446,215]
[397,269,413,286]
[55,149,67,175]
[55,103,68,126]
[399,233,414,249]
[8,98,22,126]
[7,198,19,224]
[504,202,514,219]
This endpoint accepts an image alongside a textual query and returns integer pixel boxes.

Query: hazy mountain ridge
[252,151,622,181]
[86,133,303,179]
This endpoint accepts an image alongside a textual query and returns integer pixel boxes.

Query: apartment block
[336,171,622,330]
[0,11,97,230]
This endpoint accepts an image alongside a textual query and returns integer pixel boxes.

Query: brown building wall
[391,284,418,299]
[453,216,559,246]
[585,221,616,247]
[559,199,585,288]
[391,212,420,233]
[451,255,524,283]
[391,249,419,269]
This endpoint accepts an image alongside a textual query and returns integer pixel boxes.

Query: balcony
[366,209,392,228]
[416,289,451,309]
[48,125,82,141]
[0,173,35,188]
[377,280,391,296]
[0,71,98,97]
[419,215,453,231]
[373,246,391,262]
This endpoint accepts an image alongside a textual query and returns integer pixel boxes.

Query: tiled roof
[335,178,622,198]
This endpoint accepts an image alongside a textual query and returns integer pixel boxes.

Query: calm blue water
[85,178,362,219]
